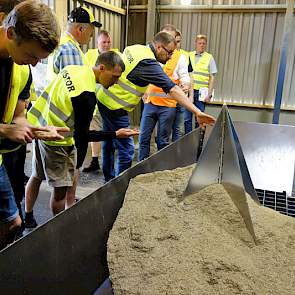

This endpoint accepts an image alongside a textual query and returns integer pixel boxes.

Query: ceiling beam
[85,0,126,15]
[129,4,295,13]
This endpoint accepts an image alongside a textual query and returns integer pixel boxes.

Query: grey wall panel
[159,8,295,108]
[282,15,295,108]
[159,0,287,5]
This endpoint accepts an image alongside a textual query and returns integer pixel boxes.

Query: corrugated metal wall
[159,7,295,109]
[40,0,295,124]
[69,0,124,51]
[128,0,295,122]
[129,0,295,112]
[41,0,125,51]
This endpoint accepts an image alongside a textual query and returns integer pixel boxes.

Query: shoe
[15,224,25,239]
[25,213,38,229]
[82,161,100,173]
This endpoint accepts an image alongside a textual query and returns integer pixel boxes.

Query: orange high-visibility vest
[146,49,181,108]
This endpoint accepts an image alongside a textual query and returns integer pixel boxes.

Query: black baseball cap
[68,6,102,28]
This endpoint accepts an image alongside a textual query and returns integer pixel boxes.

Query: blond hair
[97,30,110,38]
[196,34,207,42]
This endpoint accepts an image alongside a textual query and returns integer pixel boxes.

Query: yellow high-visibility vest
[96,45,155,112]
[47,33,88,82]
[189,51,212,90]
[0,64,30,164]
[85,48,119,67]
[28,65,96,146]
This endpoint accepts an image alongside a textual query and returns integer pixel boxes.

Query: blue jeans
[184,90,205,134]
[172,103,185,142]
[97,102,134,182]
[138,103,176,161]
[0,164,19,223]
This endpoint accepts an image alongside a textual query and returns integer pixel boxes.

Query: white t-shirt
[173,54,190,85]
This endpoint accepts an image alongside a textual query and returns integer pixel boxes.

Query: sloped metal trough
[1,115,295,294]
[0,128,202,294]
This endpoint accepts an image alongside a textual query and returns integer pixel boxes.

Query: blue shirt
[52,36,84,75]
[127,44,176,94]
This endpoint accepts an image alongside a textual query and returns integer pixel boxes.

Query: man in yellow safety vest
[184,34,217,133]
[96,31,215,182]
[0,1,65,250]
[138,24,191,161]
[83,30,118,173]
[47,5,102,82]
[26,51,138,220]
[27,6,103,225]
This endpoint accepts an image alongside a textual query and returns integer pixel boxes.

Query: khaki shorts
[32,140,76,187]
[90,112,102,131]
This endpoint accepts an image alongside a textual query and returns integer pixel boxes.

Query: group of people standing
[0,0,216,251]
[138,25,217,161]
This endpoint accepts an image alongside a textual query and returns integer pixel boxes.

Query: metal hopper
[182,105,259,243]
[0,126,202,294]
[1,107,295,294]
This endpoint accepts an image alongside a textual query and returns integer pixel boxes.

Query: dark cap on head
[68,6,102,28]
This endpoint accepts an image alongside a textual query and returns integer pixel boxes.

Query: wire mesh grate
[255,189,295,217]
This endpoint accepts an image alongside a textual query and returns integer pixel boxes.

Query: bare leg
[25,176,42,214]
[65,169,79,209]
[91,142,100,157]
[0,215,21,250]
[82,143,100,172]
[50,186,67,215]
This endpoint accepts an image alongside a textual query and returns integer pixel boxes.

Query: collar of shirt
[148,43,157,57]
[147,43,163,67]
[65,32,80,47]
[195,52,204,57]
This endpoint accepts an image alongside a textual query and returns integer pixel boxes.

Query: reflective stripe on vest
[28,65,96,146]
[96,45,155,112]
[29,91,75,129]
[47,33,88,82]
[189,51,212,90]
[96,84,137,109]
[117,80,144,97]
[0,64,30,158]
[146,49,181,108]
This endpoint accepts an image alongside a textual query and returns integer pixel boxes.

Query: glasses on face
[161,45,174,56]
